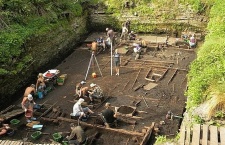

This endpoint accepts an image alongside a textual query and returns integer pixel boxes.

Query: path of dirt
[1,33,197,145]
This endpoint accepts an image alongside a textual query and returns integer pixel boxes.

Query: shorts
[72,107,89,117]
[115,61,120,67]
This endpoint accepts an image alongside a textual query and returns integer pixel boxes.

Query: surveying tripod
[84,51,103,80]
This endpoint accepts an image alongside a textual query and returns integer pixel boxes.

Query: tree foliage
[0,0,84,75]
[186,0,225,112]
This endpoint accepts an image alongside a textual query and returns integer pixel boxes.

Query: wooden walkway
[0,140,61,145]
[179,124,225,145]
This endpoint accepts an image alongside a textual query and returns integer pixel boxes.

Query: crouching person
[66,123,87,145]
[70,98,94,121]
[100,103,117,128]
[0,117,14,136]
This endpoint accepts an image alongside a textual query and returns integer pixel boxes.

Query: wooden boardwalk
[179,124,225,145]
[0,140,61,145]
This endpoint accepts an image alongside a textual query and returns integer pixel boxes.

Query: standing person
[113,49,120,76]
[125,19,131,33]
[70,98,94,120]
[21,94,36,122]
[36,73,46,91]
[66,123,87,145]
[120,25,128,41]
[36,73,46,98]
[24,84,36,98]
[106,28,115,46]
[189,34,196,48]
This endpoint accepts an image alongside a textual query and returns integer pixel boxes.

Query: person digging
[65,123,87,145]
[99,102,117,128]
[21,94,37,123]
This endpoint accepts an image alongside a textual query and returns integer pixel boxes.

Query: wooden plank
[202,125,208,145]
[179,125,185,145]
[192,124,201,145]
[185,126,191,145]
[140,122,155,145]
[220,127,225,145]
[210,125,218,145]
[0,140,6,144]
[3,140,10,145]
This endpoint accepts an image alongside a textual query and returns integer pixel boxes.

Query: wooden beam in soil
[125,95,159,101]
[131,69,142,89]
[94,96,111,110]
[57,117,144,137]
[140,122,155,145]
[167,68,178,85]
[38,101,58,119]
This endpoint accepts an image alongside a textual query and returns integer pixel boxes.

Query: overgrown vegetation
[0,0,84,75]
[186,0,225,119]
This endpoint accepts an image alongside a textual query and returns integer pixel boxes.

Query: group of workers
[181,33,197,48]
[21,72,48,123]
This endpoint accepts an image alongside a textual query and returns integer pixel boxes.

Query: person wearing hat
[88,83,103,104]
[100,102,117,128]
[66,123,87,145]
[71,98,94,120]
[21,94,36,122]
[75,81,86,97]
[23,84,36,98]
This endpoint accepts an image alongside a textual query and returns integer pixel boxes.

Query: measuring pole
[110,41,113,76]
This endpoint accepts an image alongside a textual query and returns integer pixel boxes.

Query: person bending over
[66,123,87,145]
[23,84,36,98]
[21,94,37,122]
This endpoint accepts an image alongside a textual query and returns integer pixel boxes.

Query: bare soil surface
[1,33,197,145]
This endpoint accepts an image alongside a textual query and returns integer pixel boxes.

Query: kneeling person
[66,123,87,145]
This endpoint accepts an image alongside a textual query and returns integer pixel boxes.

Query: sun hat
[106,28,109,31]
[27,94,33,101]
[90,83,96,88]
[80,81,86,85]
[77,98,84,105]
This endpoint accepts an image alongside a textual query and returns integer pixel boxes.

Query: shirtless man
[24,84,36,97]
[91,40,98,54]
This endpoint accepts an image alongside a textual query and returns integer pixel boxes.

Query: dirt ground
[1,33,197,145]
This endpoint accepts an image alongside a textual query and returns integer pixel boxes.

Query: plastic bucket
[25,109,33,118]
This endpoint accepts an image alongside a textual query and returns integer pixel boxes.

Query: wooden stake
[123,80,130,90]
[131,69,141,89]
[167,68,178,85]
[141,96,149,108]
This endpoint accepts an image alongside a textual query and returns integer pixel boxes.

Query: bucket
[25,109,33,118]
[38,91,43,99]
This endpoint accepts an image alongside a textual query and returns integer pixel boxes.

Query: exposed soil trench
[1,32,198,145]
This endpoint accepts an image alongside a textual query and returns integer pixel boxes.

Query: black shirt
[102,109,115,123]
